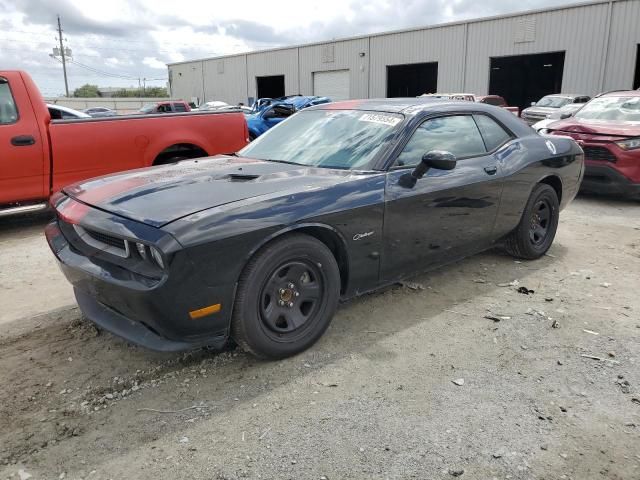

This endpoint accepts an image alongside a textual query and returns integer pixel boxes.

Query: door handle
[484,165,498,175]
[11,135,36,146]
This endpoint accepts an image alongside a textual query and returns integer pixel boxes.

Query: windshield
[139,103,156,113]
[239,109,403,170]
[536,96,572,108]
[574,96,640,122]
[548,103,582,119]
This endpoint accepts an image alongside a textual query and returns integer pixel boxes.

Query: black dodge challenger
[46,99,584,359]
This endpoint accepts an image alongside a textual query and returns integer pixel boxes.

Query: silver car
[521,94,590,125]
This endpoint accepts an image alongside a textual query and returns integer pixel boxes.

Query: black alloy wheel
[529,198,552,246]
[260,260,323,337]
[505,183,559,259]
[231,233,340,359]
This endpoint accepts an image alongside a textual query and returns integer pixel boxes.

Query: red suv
[547,90,640,199]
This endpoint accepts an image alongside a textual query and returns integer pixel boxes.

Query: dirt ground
[0,196,638,480]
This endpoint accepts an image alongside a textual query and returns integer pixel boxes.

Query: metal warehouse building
[167,0,640,110]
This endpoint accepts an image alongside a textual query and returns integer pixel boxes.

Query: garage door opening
[489,51,565,111]
[314,70,350,101]
[256,75,285,99]
[387,62,438,98]
[634,44,640,89]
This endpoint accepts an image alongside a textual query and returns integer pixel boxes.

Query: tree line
[73,84,168,98]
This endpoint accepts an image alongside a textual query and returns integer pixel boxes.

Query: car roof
[600,90,640,97]
[310,98,483,114]
[545,94,586,98]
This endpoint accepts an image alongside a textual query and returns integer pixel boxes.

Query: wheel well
[290,227,350,295]
[539,175,563,203]
[153,143,208,165]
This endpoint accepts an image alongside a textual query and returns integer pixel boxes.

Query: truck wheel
[231,234,340,359]
[504,183,559,259]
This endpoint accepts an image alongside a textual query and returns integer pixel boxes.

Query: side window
[395,115,486,167]
[473,114,513,152]
[48,107,62,120]
[0,80,19,124]
[173,103,187,112]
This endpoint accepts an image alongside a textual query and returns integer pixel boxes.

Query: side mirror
[531,102,536,106]
[559,112,572,119]
[399,151,457,188]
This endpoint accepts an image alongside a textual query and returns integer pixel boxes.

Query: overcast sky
[1,0,582,97]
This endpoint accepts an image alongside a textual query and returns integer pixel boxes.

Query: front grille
[72,225,130,258]
[583,146,617,163]
[85,229,127,250]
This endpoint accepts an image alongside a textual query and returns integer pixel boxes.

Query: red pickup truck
[0,71,248,217]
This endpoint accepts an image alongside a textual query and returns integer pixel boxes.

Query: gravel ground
[0,195,639,480]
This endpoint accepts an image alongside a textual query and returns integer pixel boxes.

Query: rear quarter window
[473,114,513,152]
[0,80,19,124]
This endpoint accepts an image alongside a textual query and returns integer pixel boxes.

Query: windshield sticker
[359,113,401,126]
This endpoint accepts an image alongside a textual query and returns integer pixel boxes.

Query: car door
[0,76,46,205]
[381,113,507,281]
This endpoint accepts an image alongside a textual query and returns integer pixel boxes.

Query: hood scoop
[227,173,261,182]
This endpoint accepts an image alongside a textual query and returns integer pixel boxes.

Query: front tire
[504,183,559,259]
[231,234,340,359]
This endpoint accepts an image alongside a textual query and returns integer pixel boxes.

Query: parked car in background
[138,100,191,114]
[475,95,520,116]
[521,94,591,125]
[83,107,117,117]
[47,104,91,120]
[246,95,331,139]
[196,101,229,111]
[46,98,583,358]
[532,103,584,133]
[420,93,476,101]
[548,90,640,199]
[420,94,519,115]
[0,70,248,217]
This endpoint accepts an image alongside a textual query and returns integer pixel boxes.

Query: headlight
[615,137,640,151]
[134,242,165,269]
[150,247,165,269]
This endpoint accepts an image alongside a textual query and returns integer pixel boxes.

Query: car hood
[522,106,558,117]
[63,156,357,228]
[547,118,640,138]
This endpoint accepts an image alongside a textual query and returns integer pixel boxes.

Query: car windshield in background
[239,109,403,170]
[548,103,582,119]
[536,96,572,108]
[574,96,640,122]
[139,104,155,113]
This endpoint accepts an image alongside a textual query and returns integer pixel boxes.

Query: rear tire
[504,183,559,259]
[231,234,340,359]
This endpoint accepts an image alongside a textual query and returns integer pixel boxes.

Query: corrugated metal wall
[605,0,640,89]
[369,24,467,97]
[298,38,369,99]
[246,48,299,99]
[202,55,247,104]
[464,2,609,95]
[169,61,205,103]
[168,0,639,104]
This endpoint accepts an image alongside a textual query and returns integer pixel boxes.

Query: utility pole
[57,15,69,97]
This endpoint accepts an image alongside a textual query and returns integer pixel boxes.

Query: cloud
[142,57,166,69]
[0,0,582,96]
